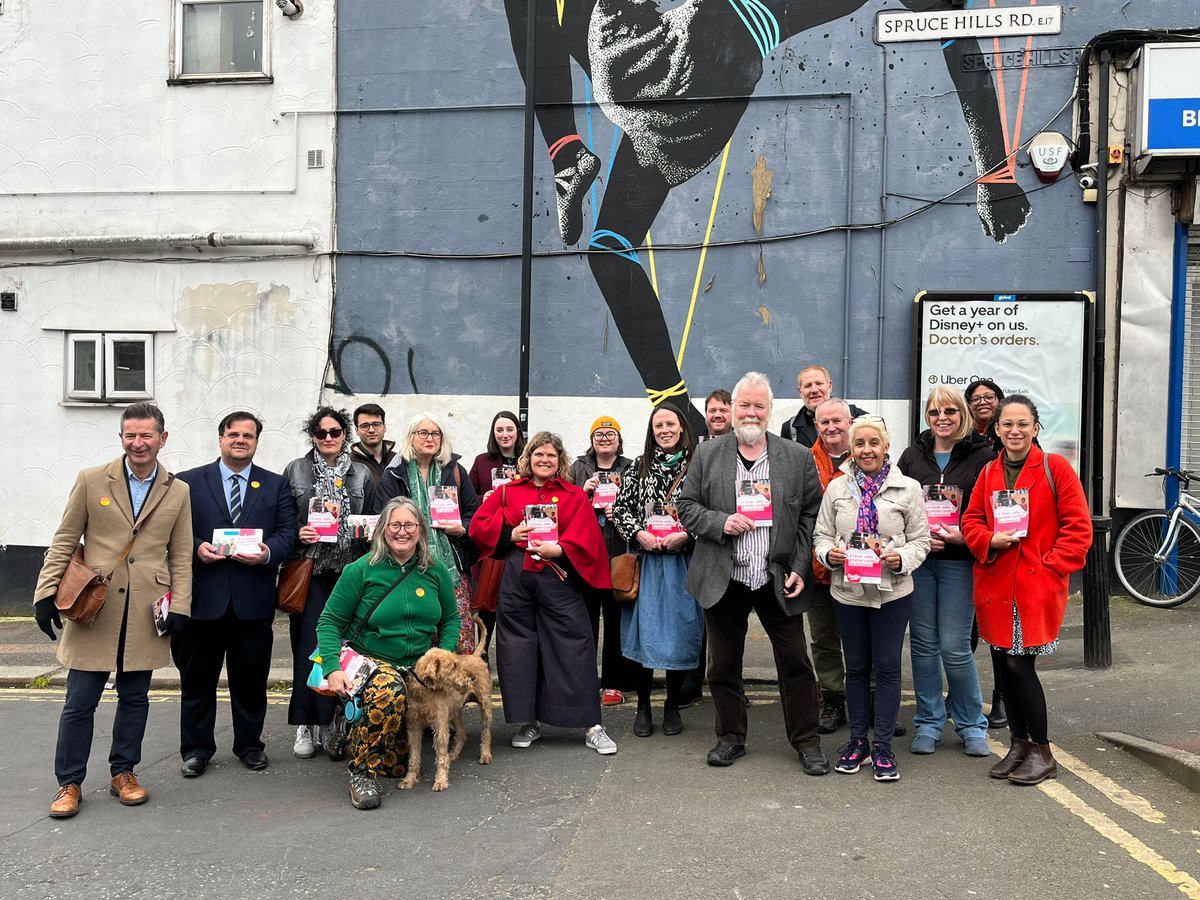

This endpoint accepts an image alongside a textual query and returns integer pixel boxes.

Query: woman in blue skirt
[611,402,703,737]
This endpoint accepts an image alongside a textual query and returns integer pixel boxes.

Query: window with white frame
[65,334,155,402]
[171,0,271,83]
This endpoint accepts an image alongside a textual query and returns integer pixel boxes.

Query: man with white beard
[677,372,828,774]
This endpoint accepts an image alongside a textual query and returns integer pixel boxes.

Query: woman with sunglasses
[370,413,480,655]
[316,497,461,809]
[897,387,995,758]
[283,407,372,761]
[961,395,1091,785]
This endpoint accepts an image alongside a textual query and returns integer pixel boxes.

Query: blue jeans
[909,557,988,742]
[55,668,153,787]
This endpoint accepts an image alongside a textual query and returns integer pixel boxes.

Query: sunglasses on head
[314,428,344,440]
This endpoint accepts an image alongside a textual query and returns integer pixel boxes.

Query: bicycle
[1113,467,1200,608]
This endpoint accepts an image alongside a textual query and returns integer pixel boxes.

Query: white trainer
[511,722,542,748]
[585,725,617,755]
[293,725,316,759]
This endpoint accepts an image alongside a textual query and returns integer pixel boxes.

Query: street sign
[876,5,1062,44]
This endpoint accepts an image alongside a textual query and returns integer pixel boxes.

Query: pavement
[3,594,1200,899]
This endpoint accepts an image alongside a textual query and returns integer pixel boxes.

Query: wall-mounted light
[276,0,303,19]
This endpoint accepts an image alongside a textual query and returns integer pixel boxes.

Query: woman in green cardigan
[316,497,461,810]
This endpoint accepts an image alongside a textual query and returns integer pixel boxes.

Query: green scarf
[407,458,461,587]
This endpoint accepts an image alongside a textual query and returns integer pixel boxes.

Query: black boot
[817,689,847,735]
[662,704,683,736]
[634,703,654,737]
[986,690,1008,729]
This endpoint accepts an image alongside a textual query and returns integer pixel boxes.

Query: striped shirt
[732,449,771,589]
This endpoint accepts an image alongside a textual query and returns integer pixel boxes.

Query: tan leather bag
[277,557,314,615]
[610,553,641,604]
[54,546,109,625]
[472,556,505,613]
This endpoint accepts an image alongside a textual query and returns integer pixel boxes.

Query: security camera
[275,0,302,17]
[1079,175,1096,190]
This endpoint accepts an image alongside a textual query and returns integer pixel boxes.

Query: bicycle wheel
[1114,511,1200,608]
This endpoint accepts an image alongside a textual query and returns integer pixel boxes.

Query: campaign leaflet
[348,514,380,541]
[593,471,621,510]
[736,479,773,527]
[307,644,379,697]
[992,489,1030,538]
[428,485,461,528]
[645,502,684,539]
[525,504,559,543]
[843,532,884,585]
[153,591,171,636]
[308,497,340,543]
[491,464,517,488]
[923,484,962,532]
[211,528,264,558]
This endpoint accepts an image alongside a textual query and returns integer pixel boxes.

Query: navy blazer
[177,461,299,621]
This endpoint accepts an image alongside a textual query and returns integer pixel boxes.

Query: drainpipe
[0,232,318,252]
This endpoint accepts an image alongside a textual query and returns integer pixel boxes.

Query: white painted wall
[0,0,335,546]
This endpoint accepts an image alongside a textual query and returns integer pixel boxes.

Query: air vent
[307,149,325,169]
[1,292,16,311]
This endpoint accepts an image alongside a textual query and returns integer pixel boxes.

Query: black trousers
[583,584,641,692]
[288,571,339,727]
[704,579,821,750]
[172,603,274,760]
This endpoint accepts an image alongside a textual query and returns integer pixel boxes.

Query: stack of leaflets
[307,644,379,697]
[492,464,517,488]
[211,528,264,558]
[844,532,884,585]
[736,479,773,527]
[152,591,171,636]
[923,484,962,532]
[428,485,461,528]
[593,472,621,510]
[992,489,1030,537]
[308,498,340,543]
[348,514,380,540]
[525,504,559,542]
[645,502,684,539]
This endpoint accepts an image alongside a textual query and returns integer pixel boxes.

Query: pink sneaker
[601,689,624,706]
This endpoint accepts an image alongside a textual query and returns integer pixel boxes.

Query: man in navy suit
[173,412,298,776]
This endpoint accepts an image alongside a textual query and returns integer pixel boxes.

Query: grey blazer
[676,432,823,615]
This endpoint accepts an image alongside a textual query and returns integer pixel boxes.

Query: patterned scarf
[310,445,354,574]
[852,460,891,536]
[407,458,462,587]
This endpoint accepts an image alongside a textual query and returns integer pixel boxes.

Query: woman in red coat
[961,396,1091,785]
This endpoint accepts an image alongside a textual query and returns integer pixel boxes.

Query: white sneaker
[293,725,315,759]
[511,722,541,748]
[585,725,617,755]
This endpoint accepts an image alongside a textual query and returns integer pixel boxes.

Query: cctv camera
[276,0,302,16]
[1078,175,1096,189]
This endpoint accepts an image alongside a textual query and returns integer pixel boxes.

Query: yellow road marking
[1053,745,1166,824]
[1039,780,1200,899]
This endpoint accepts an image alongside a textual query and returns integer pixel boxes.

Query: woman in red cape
[470,431,618,755]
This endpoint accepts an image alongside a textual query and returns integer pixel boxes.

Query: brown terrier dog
[399,617,493,792]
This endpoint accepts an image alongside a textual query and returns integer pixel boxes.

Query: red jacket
[961,446,1092,649]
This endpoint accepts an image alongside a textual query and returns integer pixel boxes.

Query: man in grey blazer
[677,372,828,774]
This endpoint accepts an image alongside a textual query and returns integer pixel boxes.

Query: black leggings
[990,647,1048,745]
[636,668,685,708]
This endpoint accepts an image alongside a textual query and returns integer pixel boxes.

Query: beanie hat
[590,416,621,435]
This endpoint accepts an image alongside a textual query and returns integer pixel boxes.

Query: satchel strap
[348,563,417,645]
[663,461,689,505]
[102,473,177,584]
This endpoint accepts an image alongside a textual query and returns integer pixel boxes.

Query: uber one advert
[916,292,1089,471]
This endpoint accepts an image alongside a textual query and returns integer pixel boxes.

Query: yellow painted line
[1039,780,1200,899]
[645,231,660,298]
[1053,745,1166,824]
[676,140,732,370]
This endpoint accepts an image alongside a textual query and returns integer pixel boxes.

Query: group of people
[31,363,1091,816]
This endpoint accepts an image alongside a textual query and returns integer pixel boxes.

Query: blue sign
[1147,98,1200,151]
[994,293,1017,302]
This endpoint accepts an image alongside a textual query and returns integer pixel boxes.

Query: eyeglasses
[357,421,384,431]
[969,393,998,405]
[928,407,960,418]
[313,428,344,440]
[415,429,442,440]
[386,521,420,534]
[593,431,618,440]
[998,420,1036,431]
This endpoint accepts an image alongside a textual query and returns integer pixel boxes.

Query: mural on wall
[499,0,1031,423]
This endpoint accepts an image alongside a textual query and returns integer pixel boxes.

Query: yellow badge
[415,587,426,597]
[99,497,111,506]
[335,478,344,488]
[551,495,559,503]
[250,481,261,489]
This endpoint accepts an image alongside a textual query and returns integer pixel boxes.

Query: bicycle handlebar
[1149,467,1195,486]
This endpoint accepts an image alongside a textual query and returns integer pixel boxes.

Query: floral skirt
[347,661,409,779]
[999,601,1058,657]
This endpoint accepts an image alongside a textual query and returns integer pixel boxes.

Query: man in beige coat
[34,402,193,818]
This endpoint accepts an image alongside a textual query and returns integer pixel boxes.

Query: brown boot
[1007,742,1058,785]
[109,772,149,806]
[989,737,1032,779]
[49,784,82,818]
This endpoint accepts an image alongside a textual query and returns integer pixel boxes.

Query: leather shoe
[661,705,683,736]
[240,749,269,771]
[180,756,207,778]
[633,705,654,737]
[50,784,82,818]
[706,741,746,767]
[109,772,149,806]
[799,746,830,776]
[1007,742,1058,785]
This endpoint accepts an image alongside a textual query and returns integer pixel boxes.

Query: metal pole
[1083,51,1112,669]
[517,0,537,434]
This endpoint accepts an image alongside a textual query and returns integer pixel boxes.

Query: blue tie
[229,474,242,524]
